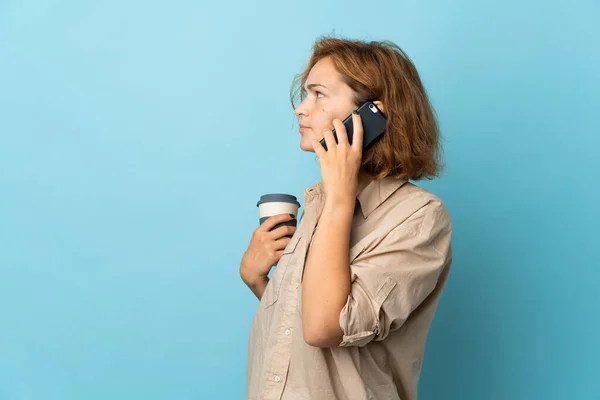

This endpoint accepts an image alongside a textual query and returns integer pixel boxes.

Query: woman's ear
[372,100,385,114]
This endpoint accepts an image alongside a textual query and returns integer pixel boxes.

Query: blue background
[1,1,598,399]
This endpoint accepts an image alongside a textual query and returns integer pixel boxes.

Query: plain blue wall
[1,1,598,399]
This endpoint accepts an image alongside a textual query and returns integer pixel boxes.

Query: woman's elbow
[303,323,343,348]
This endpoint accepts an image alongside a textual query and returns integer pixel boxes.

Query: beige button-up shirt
[247,176,453,400]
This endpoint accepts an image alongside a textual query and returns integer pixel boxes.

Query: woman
[240,37,452,400]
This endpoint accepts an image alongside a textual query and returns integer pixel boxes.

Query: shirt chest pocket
[260,231,304,309]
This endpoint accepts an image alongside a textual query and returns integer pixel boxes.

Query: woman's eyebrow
[304,83,328,91]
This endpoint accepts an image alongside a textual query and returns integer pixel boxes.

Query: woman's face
[294,56,358,152]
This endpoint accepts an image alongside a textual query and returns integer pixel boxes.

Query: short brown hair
[291,36,443,181]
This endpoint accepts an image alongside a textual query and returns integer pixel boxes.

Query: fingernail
[352,110,358,115]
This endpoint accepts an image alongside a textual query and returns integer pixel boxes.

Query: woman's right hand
[240,213,297,287]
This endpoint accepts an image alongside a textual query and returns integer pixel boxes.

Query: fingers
[268,224,296,240]
[259,213,295,232]
[272,236,292,251]
[313,111,362,157]
[332,118,349,146]
[351,111,363,151]
[322,127,337,153]
[312,137,326,157]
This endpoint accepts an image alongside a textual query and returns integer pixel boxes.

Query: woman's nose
[295,100,308,117]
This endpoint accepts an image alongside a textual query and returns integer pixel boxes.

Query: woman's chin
[299,138,316,153]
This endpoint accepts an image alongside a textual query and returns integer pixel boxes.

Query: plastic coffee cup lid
[256,193,301,208]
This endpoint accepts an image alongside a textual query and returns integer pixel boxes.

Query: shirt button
[284,329,291,336]
[274,375,281,382]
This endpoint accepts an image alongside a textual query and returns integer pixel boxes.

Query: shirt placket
[295,194,325,286]
[261,193,323,399]
[261,271,297,398]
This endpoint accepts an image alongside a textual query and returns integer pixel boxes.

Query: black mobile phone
[319,101,387,151]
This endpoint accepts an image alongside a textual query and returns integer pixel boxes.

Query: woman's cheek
[321,108,335,130]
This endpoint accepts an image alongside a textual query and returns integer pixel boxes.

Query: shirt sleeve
[338,201,452,347]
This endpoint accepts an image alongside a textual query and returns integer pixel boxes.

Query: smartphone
[319,101,387,152]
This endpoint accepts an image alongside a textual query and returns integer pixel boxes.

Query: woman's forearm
[302,197,355,346]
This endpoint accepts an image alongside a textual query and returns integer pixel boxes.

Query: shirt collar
[304,175,408,218]
[356,175,408,218]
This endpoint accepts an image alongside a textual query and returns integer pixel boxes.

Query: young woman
[240,37,453,400]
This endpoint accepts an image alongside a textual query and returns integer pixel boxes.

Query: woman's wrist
[324,196,356,216]
[240,264,265,286]
[244,274,270,300]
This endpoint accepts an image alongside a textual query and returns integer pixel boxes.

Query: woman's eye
[316,91,324,98]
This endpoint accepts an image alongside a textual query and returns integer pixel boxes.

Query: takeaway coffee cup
[257,193,301,238]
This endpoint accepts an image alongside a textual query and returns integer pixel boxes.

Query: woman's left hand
[312,111,364,205]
